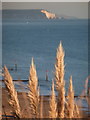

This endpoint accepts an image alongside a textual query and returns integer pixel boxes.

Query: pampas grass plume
[28,58,39,118]
[67,76,74,118]
[55,42,65,118]
[4,66,21,118]
[55,41,65,90]
[49,80,57,118]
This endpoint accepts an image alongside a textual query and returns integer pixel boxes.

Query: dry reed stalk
[67,77,80,118]
[55,42,65,118]
[64,100,69,118]
[40,96,43,118]
[57,81,65,118]
[73,103,80,118]
[28,58,39,118]
[3,66,21,118]
[67,76,74,118]
[49,80,57,118]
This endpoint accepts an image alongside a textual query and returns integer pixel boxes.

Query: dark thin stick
[2,105,8,120]
[1,80,29,82]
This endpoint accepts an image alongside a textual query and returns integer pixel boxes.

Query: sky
[1,0,89,2]
[2,2,88,19]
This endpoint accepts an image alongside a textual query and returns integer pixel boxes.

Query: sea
[2,10,88,98]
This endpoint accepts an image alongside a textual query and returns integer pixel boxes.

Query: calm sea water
[2,10,88,96]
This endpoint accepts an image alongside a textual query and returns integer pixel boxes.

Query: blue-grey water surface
[2,10,88,96]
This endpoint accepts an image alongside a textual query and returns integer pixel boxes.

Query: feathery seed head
[4,66,21,118]
[49,80,57,118]
[28,58,39,118]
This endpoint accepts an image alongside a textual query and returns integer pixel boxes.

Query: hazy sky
[2,2,88,18]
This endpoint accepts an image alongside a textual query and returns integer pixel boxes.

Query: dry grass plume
[28,58,39,118]
[57,81,65,118]
[73,103,80,118]
[67,76,80,118]
[49,80,57,118]
[67,76,74,118]
[3,66,21,118]
[55,42,65,118]
[55,41,65,90]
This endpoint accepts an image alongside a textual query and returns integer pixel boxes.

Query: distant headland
[41,10,57,19]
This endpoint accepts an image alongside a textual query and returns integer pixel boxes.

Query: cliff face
[41,10,56,19]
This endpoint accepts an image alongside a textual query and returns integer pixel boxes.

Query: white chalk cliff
[41,10,56,19]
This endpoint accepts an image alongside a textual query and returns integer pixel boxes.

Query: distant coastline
[3,9,79,20]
